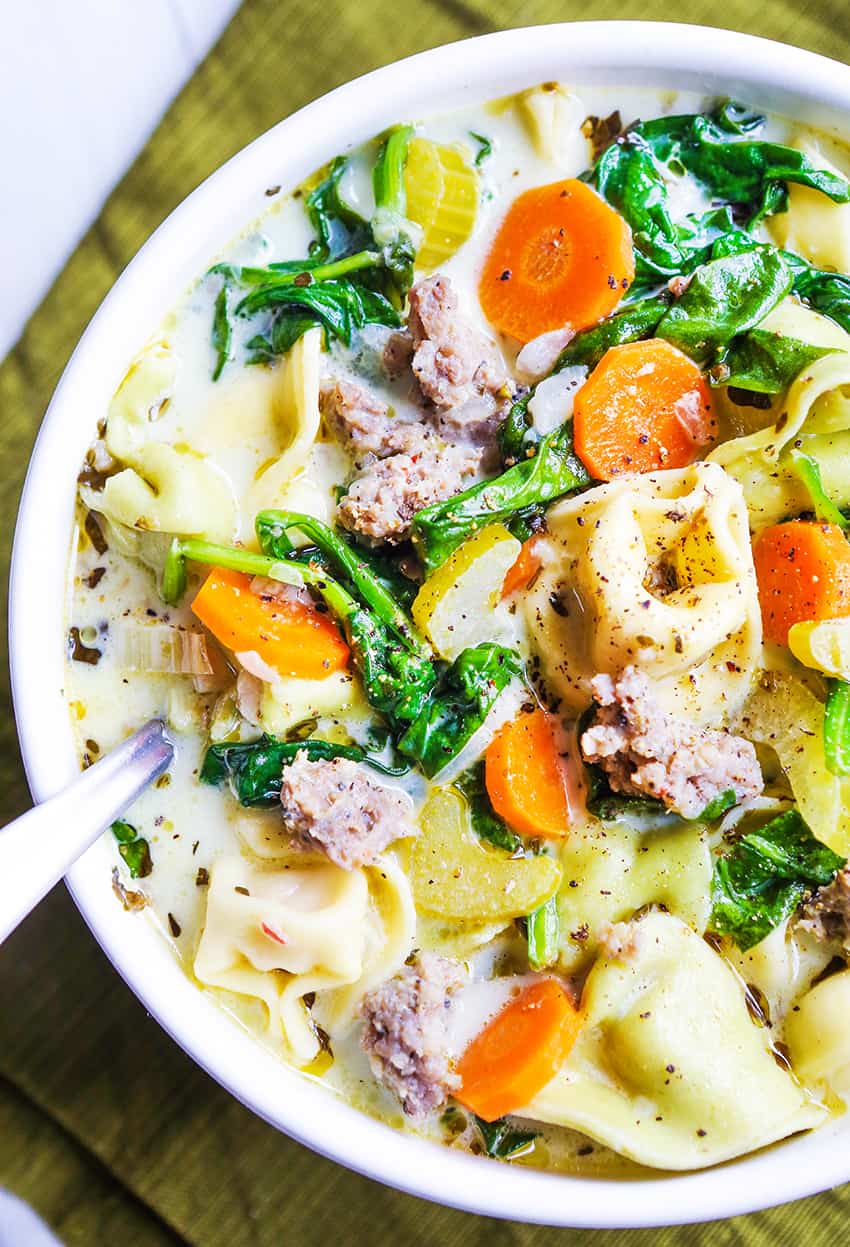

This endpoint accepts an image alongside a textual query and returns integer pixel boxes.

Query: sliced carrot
[572,338,717,481]
[456,979,581,1121]
[191,566,349,680]
[478,178,634,344]
[753,521,850,646]
[501,536,542,598]
[485,707,570,838]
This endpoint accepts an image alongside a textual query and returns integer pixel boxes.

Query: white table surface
[0,0,242,362]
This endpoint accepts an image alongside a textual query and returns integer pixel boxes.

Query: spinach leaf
[112,820,153,879]
[656,248,792,363]
[455,762,521,853]
[590,103,850,287]
[209,132,417,375]
[255,510,425,651]
[200,735,408,806]
[235,277,400,349]
[824,680,850,777]
[306,156,373,260]
[699,789,738,821]
[399,644,522,777]
[211,282,231,381]
[527,895,560,970]
[715,330,832,393]
[783,252,850,334]
[475,1116,538,1160]
[709,809,845,950]
[413,422,589,573]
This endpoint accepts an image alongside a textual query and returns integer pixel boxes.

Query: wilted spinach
[200,735,408,806]
[456,762,521,853]
[210,127,417,374]
[589,101,850,292]
[399,644,522,777]
[475,1116,539,1160]
[413,422,589,573]
[709,809,845,950]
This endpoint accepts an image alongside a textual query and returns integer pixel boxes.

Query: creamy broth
[66,82,850,1176]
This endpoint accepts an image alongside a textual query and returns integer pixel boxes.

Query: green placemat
[1,1,849,1243]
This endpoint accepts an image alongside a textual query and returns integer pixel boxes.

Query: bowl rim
[10,20,850,1228]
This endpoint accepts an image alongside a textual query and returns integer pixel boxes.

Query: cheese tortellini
[92,340,238,541]
[785,969,850,1093]
[525,461,761,723]
[194,853,415,1064]
[710,351,850,532]
[525,912,827,1169]
[557,818,711,972]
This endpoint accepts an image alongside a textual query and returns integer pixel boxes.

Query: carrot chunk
[478,178,634,344]
[501,536,542,598]
[753,521,850,646]
[572,338,717,481]
[485,707,570,838]
[456,979,581,1121]
[191,566,349,680]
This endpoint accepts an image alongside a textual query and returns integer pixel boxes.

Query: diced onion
[528,366,587,434]
[515,329,575,382]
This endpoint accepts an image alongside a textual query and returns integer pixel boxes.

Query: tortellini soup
[67,82,850,1176]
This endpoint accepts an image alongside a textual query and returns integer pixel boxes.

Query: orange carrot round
[478,178,634,343]
[485,707,570,838]
[455,979,580,1121]
[191,567,349,680]
[572,338,717,481]
[501,536,543,598]
[753,521,850,646]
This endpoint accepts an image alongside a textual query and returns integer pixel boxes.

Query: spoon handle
[0,719,173,943]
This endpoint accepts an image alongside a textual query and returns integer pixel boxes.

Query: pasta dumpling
[785,969,850,1093]
[96,340,238,541]
[557,818,711,972]
[524,912,827,1169]
[710,353,850,531]
[104,341,178,461]
[243,327,323,527]
[525,461,761,723]
[194,853,415,1063]
[95,443,237,543]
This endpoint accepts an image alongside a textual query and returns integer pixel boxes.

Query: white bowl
[10,21,850,1227]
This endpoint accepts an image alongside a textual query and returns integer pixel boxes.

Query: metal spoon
[0,719,173,943]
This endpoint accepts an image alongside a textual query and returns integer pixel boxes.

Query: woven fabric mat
[1,1,849,1242]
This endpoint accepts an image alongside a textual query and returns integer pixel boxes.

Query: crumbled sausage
[337,444,480,544]
[361,952,467,1118]
[280,755,415,869]
[407,274,511,422]
[382,331,415,378]
[320,379,431,467]
[798,867,850,951]
[581,666,763,819]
